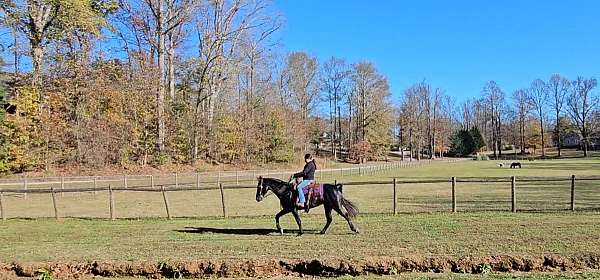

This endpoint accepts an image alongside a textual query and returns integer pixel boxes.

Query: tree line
[455,75,599,158]
[0,0,396,173]
[0,0,598,175]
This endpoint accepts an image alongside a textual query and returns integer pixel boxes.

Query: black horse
[255,177,359,235]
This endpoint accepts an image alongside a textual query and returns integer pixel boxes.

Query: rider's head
[304,153,313,163]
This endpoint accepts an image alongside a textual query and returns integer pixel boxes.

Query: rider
[292,153,317,212]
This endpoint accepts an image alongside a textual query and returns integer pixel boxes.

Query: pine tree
[470,127,486,152]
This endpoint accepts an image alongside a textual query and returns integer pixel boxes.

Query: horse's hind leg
[333,203,359,234]
[291,209,304,236]
[320,205,333,234]
[275,209,289,235]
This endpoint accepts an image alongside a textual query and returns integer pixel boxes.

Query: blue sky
[274,1,600,103]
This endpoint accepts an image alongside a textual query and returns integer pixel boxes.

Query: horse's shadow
[175,227,318,236]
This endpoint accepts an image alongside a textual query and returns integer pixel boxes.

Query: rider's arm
[293,163,310,178]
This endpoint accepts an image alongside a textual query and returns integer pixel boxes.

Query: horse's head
[255,176,269,202]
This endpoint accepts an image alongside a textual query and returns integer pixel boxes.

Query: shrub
[473,154,490,161]
[349,141,371,163]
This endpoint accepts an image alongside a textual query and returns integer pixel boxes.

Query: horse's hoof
[319,231,327,235]
[297,232,304,236]
[279,229,284,235]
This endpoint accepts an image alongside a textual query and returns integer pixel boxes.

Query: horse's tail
[340,196,359,218]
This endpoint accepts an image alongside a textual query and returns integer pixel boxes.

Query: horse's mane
[263,177,287,184]
[262,177,292,193]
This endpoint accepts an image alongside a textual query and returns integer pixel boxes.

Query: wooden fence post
[175,173,178,189]
[23,177,28,200]
[511,176,516,213]
[219,183,227,218]
[196,172,201,190]
[0,191,5,221]
[571,175,575,211]
[161,186,172,220]
[93,177,98,196]
[60,176,65,197]
[451,177,456,213]
[393,178,397,215]
[151,175,155,189]
[51,187,59,220]
[109,185,115,220]
[123,175,128,189]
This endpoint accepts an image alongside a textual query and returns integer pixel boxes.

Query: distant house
[562,132,600,150]
[563,132,581,148]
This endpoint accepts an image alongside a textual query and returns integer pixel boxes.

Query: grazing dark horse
[255,177,359,235]
[510,162,522,169]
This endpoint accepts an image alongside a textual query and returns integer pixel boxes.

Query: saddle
[293,182,324,208]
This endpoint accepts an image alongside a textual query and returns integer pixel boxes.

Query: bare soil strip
[2,255,600,279]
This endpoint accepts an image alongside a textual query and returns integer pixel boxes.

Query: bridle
[257,178,275,200]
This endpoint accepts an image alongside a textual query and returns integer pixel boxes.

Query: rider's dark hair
[304,153,312,160]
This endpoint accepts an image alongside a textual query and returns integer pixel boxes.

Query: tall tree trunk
[333,89,338,160]
[540,118,545,158]
[556,110,561,157]
[157,0,166,153]
[409,128,413,161]
[31,43,44,89]
[337,105,342,155]
[582,127,588,157]
[497,116,502,158]
[348,94,353,147]
[12,25,19,74]
[168,33,176,99]
[329,95,334,159]
[399,127,404,161]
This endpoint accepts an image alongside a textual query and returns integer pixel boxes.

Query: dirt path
[2,255,599,279]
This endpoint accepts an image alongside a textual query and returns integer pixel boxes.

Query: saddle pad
[303,183,324,200]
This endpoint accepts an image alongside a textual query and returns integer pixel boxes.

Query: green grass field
[1,154,599,278]
[1,212,600,262]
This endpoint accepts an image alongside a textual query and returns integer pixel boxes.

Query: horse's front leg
[291,209,303,236]
[275,209,289,235]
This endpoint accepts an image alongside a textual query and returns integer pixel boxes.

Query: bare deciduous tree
[528,79,548,158]
[567,77,598,157]
[512,89,530,154]
[547,74,570,157]
[322,56,350,160]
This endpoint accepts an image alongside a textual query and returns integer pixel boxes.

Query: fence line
[0,159,463,189]
[0,174,597,220]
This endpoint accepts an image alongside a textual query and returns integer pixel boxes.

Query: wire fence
[0,159,458,193]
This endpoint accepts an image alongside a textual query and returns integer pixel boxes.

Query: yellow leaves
[217,114,244,162]
[59,0,107,33]
[2,87,44,172]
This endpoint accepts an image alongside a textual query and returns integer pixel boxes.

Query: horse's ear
[257,176,262,180]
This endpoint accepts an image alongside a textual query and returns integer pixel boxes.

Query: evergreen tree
[449,129,476,156]
[470,127,486,152]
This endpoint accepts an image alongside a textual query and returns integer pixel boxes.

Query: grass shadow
[175,226,319,235]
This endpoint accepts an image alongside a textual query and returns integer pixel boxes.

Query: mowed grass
[1,212,600,262]
[1,156,600,218]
